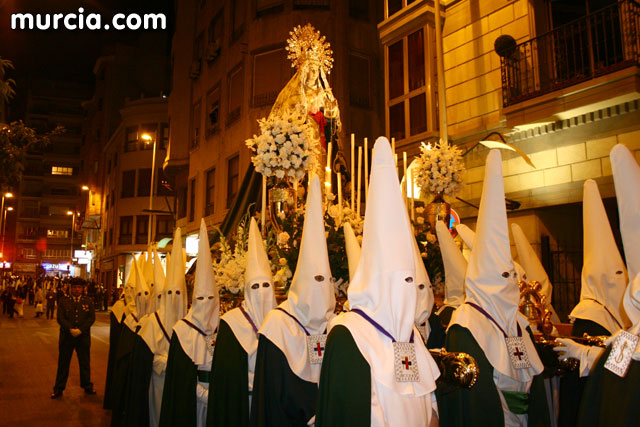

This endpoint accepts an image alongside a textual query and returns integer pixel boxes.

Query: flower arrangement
[414,140,465,197]
[246,113,318,181]
[212,216,250,296]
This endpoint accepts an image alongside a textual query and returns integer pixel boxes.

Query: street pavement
[0,302,111,426]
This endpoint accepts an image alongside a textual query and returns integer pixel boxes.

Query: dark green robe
[111,324,139,427]
[577,345,640,427]
[159,333,199,427]
[437,324,550,427]
[206,319,250,427]
[104,311,124,409]
[558,318,611,427]
[316,326,371,427]
[437,306,456,327]
[124,334,154,427]
[250,334,318,427]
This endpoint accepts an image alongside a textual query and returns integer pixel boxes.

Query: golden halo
[285,23,334,74]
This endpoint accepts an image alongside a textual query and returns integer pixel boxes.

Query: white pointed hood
[456,223,475,251]
[222,218,276,390]
[183,219,220,335]
[332,137,440,399]
[259,174,335,383]
[163,227,187,332]
[413,237,434,327]
[610,144,640,334]
[240,217,276,328]
[133,254,151,318]
[280,174,335,334]
[511,223,559,323]
[123,257,137,312]
[450,149,543,382]
[143,247,157,313]
[344,222,361,282]
[138,248,171,356]
[436,220,466,308]
[569,179,630,333]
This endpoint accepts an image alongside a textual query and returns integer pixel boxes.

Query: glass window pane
[388,0,402,17]
[409,93,427,135]
[388,40,404,99]
[389,102,405,141]
[408,29,425,91]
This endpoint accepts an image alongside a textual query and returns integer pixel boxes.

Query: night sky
[0,0,173,87]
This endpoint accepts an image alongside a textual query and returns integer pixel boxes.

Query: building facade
[13,79,90,277]
[164,0,385,243]
[98,97,170,290]
[379,0,640,318]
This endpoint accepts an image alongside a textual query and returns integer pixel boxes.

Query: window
[178,185,188,219]
[349,53,371,108]
[253,48,288,107]
[47,229,69,238]
[257,0,284,16]
[228,65,243,124]
[107,158,112,174]
[119,216,133,245]
[189,178,196,222]
[48,205,70,216]
[105,194,109,210]
[157,168,173,196]
[121,170,136,198]
[125,127,138,152]
[19,248,37,259]
[139,123,157,150]
[387,0,402,17]
[208,9,224,51]
[114,152,118,166]
[138,168,152,197]
[205,168,216,216]
[159,123,169,149]
[110,190,115,209]
[206,85,221,136]
[156,215,174,238]
[136,215,149,244]
[109,227,113,246]
[191,100,201,149]
[227,155,239,209]
[386,27,435,142]
[293,0,330,10]
[231,0,245,40]
[44,248,68,258]
[51,166,73,176]
[194,31,205,63]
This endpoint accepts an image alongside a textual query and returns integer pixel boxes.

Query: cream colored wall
[442,0,531,138]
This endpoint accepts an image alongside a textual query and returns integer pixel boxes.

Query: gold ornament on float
[286,23,334,73]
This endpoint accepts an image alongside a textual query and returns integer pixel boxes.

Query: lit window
[52,166,73,176]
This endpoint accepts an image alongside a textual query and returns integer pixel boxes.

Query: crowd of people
[1,275,116,319]
[94,138,638,427]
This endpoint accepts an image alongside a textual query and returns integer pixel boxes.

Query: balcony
[500,0,640,119]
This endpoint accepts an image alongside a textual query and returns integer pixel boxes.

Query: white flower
[275,169,285,179]
[327,204,340,219]
[277,211,286,220]
[416,216,425,225]
[277,232,290,246]
[415,206,425,214]
[426,232,436,244]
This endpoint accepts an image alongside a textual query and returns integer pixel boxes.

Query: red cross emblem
[315,342,324,356]
[513,347,524,360]
[402,356,412,370]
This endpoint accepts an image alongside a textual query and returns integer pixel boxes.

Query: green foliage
[0,121,63,188]
[0,57,16,105]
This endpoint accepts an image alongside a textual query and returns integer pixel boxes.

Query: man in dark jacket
[51,278,96,398]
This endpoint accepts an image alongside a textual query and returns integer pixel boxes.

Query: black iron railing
[500,0,640,107]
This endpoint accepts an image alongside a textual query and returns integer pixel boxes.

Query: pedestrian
[6,288,17,318]
[34,286,44,318]
[50,278,96,399]
[46,287,57,319]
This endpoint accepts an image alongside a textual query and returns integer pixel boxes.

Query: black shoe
[84,388,96,395]
[50,391,63,399]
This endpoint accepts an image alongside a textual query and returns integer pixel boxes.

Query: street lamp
[81,185,89,191]
[67,211,76,265]
[0,206,13,259]
[141,133,156,246]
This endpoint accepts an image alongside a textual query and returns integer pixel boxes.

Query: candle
[326,142,333,197]
[293,180,298,210]
[364,137,369,198]
[337,172,343,225]
[261,175,267,233]
[410,170,416,222]
[403,152,408,207]
[391,137,395,157]
[357,146,362,218]
[350,134,355,211]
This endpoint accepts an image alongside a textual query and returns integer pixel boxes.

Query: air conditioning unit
[189,60,201,79]
[205,40,221,62]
